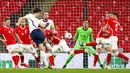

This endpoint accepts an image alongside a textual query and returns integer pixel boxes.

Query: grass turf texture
[0,68,130,73]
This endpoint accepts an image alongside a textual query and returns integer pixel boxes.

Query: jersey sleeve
[50,20,55,30]
[15,27,19,33]
[12,28,16,34]
[24,13,31,19]
[45,30,53,36]
[89,28,94,42]
[74,28,79,40]
[107,18,113,26]
[0,27,3,34]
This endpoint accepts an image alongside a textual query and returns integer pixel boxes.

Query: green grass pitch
[0,68,130,73]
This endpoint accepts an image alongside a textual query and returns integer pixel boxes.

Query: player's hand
[1,39,7,43]
[18,40,23,43]
[120,27,123,31]
[45,23,49,28]
[68,40,75,46]
[80,42,86,47]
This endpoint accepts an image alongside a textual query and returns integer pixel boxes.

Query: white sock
[34,53,38,58]
[45,43,55,56]
[40,51,49,66]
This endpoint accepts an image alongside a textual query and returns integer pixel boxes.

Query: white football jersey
[25,13,40,33]
[39,19,54,30]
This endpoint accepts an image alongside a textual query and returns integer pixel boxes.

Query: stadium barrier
[0,53,83,68]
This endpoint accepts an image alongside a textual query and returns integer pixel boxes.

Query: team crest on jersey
[8,31,11,33]
[25,30,27,33]
[87,32,90,35]
[10,28,14,33]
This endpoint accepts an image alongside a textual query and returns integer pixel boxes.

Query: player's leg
[18,52,29,68]
[63,42,81,68]
[24,44,40,65]
[86,46,103,68]
[114,50,129,61]
[47,52,55,69]
[105,46,112,69]
[12,53,20,68]
[43,39,55,56]
[39,43,49,68]
[7,45,20,68]
[110,36,130,61]
[30,29,49,68]
[93,45,102,68]
[60,39,85,55]
[92,38,103,67]
[63,54,75,68]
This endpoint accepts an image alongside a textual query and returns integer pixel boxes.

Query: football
[64,32,72,39]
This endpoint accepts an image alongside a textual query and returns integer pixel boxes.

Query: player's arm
[50,21,55,30]
[73,28,79,41]
[68,28,79,46]
[50,25,55,30]
[0,28,6,43]
[38,23,49,29]
[118,24,123,32]
[89,30,94,42]
[45,30,57,36]
[14,28,23,43]
[18,14,32,26]
[0,36,7,43]
[18,17,27,26]
[103,24,110,34]
[15,33,23,43]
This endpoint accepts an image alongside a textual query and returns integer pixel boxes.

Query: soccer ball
[64,32,72,39]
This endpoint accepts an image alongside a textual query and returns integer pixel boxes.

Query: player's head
[20,19,26,27]
[83,19,89,30]
[43,12,49,21]
[108,12,119,18]
[4,17,10,27]
[105,13,111,19]
[33,8,41,17]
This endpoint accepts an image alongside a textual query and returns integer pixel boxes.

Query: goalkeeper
[63,19,103,68]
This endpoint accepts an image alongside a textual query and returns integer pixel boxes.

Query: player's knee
[18,52,24,56]
[69,51,74,55]
[102,39,111,45]
[114,52,119,56]
[95,53,99,55]
[12,53,20,56]
[32,52,38,58]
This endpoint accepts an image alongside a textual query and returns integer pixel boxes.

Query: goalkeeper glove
[68,40,75,46]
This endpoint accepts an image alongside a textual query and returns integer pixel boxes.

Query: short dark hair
[4,17,10,21]
[109,12,119,17]
[83,19,88,22]
[33,8,41,13]
[43,11,49,14]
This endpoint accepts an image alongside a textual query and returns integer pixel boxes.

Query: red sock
[74,50,84,54]
[12,56,20,66]
[20,56,24,63]
[49,56,55,66]
[118,53,129,61]
[106,53,112,66]
[35,56,40,63]
[86,42,97,46]
[93,54,99,66]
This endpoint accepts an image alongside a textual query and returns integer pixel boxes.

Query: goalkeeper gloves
[68,40,75,46]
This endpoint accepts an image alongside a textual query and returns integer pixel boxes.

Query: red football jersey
[97,27,112,38]
[45,30,62,44]
[99,18,108,27]
[97,19,112,38]
[107,17,121,36]
[15,26,31,44]
[0,26,16,45]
